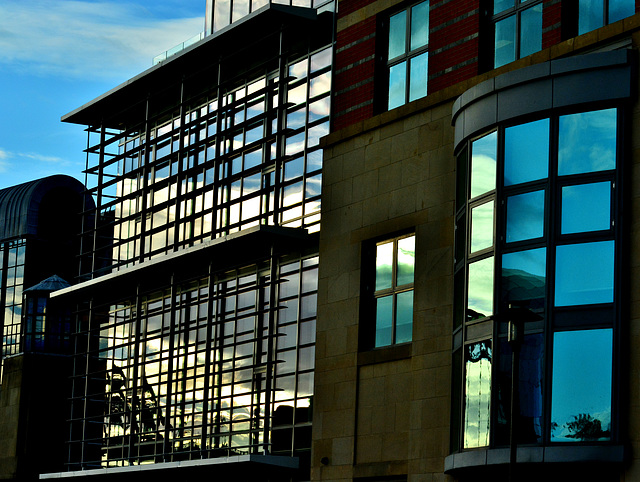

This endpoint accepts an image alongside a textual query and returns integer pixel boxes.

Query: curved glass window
[452,106,621,452]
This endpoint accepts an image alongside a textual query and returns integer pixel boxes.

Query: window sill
[444,444,627,476]
[357,342,412,366]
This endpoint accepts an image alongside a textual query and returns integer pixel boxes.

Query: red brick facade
[332,0,639,132]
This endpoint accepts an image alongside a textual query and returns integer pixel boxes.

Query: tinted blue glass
[471,131,497,198]
[464,341,492,448]
[375,295,393,347]
[502,247,546,312]
[494,0,515,14]
[389,11,407,58]
[551,329,612,442]
[555,240,615,306]
[388,61,407,110]
[609,0,635,24]
[495,15,516,68]
[504,118,549,186]
[561,182,611,234]
[410,0,429,50]
[520,3,543,58]
[506,190,545,242]
[409,52,428,102]
[395,291,413,343]
[558,108,617,175]
[579,0,604,34]
[468,256,494,320]
[497,334,544,444]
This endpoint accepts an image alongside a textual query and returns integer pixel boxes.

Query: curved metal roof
[0,174,88,241]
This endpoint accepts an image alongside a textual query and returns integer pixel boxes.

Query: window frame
[488,0,544,69]
[377,0,430,112]
[360,232,416,350]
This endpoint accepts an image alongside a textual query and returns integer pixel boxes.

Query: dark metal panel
[0,175,90,241]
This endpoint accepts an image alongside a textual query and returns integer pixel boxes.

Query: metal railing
[153,32,205,65]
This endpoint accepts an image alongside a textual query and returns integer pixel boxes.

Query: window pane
[468,256,494,320]
[375,295,393,347]
[470,201,494,253]
[561,182,611,234]
[389,11,407,59]
[520,4,542,59]
[409,52,428,102]
[495,15,516,68]
[494,0,515,15]
[464,341,492,448]
[609,0,635,24]
[506,190,545,243]
[579,0,605,34]
[496,333,544,445]
[410,0,429,50]
[470,131,497,198]
[504,118,549,185]
[388,62,407,110]
[555,241,615,306]
[551,329,612,442]
[396,235,416,286]
[502,247,546,312]
[558,108,616,176]
[376,241,394,291]
[395,291,413,343]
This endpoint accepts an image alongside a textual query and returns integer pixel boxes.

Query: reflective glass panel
[375,295,393,347]
[376,241,394,291]
[558,108,617,175]
[520,3,543,58]
[494,0,515,14]
[214,0,231,31]
[555,240,615,306]
[495,15,516,68]
[470,131,497,198]
[471,201,494,253]
[551,329,612,442]
[409,52,428,102]
[504,118,549,185]
[561,182,611,234]
[502,247,546,312]
[496,333,544,445]
[579,0,605,34]
[389,11,407,59]
[609,0,635,24]
[468,256,494,320]
[395,291,413,343]
[389,62,407,110]
[464,341,492,448]
[506,190,545,243]
[410,0,429,50]
[397,235,416,286]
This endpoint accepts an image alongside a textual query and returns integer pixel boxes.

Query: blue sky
[0,0,205,190]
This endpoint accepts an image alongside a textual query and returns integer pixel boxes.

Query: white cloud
[0,147,70,169]
[0,0,204,81]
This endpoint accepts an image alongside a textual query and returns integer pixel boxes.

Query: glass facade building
[55,1,334,478]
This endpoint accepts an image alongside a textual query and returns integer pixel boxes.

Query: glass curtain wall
[207,0,335,34]
[0,239,27,380]
[68,254,318,468]
[452,106,622,450]
[81,45,331,277]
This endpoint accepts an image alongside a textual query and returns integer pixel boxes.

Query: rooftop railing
[153,32,205,65]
